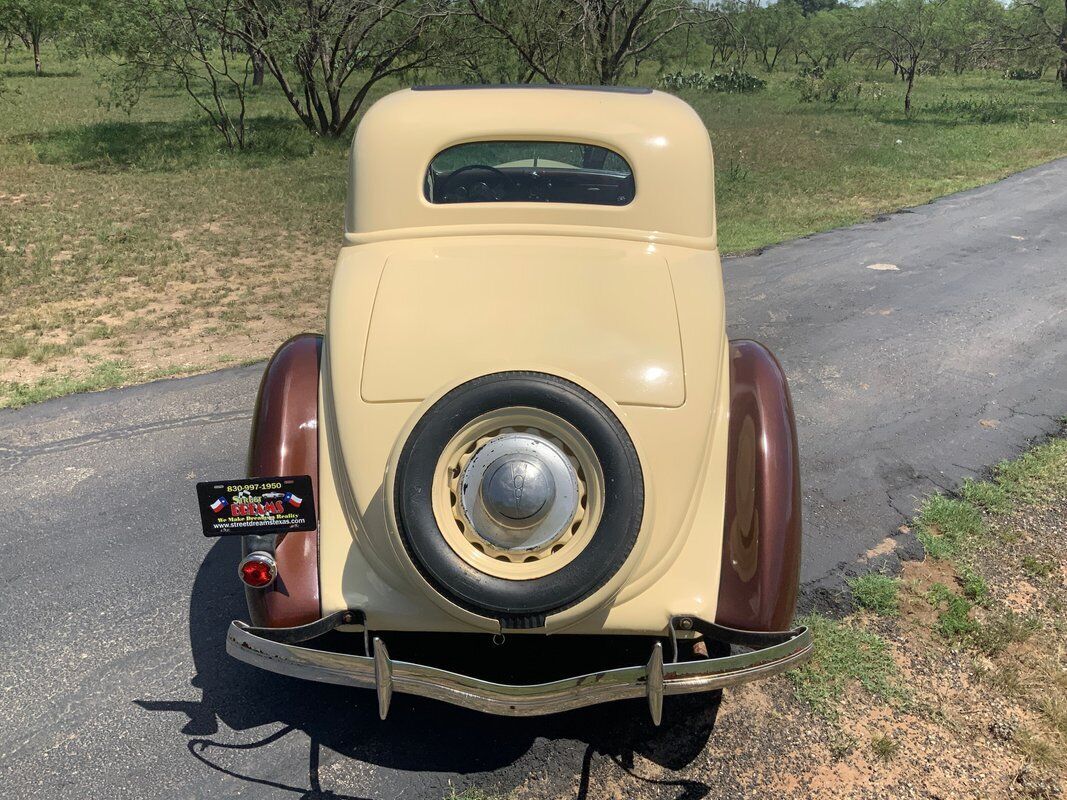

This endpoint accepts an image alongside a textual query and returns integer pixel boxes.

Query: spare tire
[394,371,643,628]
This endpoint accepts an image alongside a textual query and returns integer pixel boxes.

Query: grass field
[2,49,1066,407]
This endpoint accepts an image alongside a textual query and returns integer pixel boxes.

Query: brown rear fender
[716,340,801,632]
[244,334,322,628]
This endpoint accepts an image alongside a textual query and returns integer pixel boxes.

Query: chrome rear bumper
[227,612,811,723]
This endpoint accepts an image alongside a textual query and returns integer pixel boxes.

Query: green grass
[957,564,989,604]
[914,495,985,560]
[961,439,1067,514]
[0,360,191,408]
[789,614,904,720]
[927,583,979,640]
[2,49,1066,405]
[680,70,1067,253]
[848,573,900,615]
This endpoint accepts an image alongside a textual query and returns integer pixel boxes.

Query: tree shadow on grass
[1,67,81,78]
[136,536,721,799]
[21,116,333,172]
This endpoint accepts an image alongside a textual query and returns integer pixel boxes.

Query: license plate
[195,475,317,537]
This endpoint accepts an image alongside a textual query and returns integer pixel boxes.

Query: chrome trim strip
[227,620,812,722]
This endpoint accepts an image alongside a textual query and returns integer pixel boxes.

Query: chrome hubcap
[461,433,579,552]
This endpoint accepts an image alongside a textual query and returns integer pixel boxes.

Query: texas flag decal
[284,492,303,508]
[210,497,228,514]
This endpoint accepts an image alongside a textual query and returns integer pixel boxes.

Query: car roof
[345,86,716,250]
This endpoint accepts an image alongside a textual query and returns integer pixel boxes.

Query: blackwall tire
[394,372,644,628]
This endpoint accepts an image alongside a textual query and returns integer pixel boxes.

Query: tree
[95,0,253,148]
[795,7,860,68]
[233,0,453,137]
[744,1,805,72]
[461,0,577,82]
[929,0,1007,73]
[1014,0,1067,87]
[0,0,72,75]
[858,0,948,113]
[784,0,839,16]
[466,0,709,85]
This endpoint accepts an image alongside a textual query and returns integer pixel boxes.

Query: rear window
[424,141,634,206]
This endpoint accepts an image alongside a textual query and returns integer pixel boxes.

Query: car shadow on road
[136,537,720,799]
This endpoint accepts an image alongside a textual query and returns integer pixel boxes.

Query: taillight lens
[238,552,277,587]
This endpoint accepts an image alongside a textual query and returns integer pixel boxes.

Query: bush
[791,66,858,104]
[660,68,766,94]
[708,67,766,94]
[659,70,711,91]
[1005,68,1041,81]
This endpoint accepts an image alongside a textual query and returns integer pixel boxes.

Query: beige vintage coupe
[226,85,810,722]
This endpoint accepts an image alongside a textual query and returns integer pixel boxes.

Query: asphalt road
[2,158,1065,799]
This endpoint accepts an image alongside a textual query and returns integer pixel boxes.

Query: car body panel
[359,240,685,408]
[320,237,728,635]
[344,87,715,250]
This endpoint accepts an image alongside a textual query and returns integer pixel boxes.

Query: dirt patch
[0,236,333,399]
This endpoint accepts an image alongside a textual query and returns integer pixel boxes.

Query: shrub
[1005,68,1041,81]
[791,73,820,103]
[659,70,711,91]
[708,67,766,94]
[661,68,766,94]
[791,66,857,104]
[822,66,859,102]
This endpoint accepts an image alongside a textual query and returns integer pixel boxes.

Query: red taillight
[238,552,276,587]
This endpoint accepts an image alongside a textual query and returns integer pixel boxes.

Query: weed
[661,68,766,94]
[1013,727,1064,769]
[870,734,900,763]
[927,583,978,640]
[849,573,900,615]
[0,336,30,359]
[0,360,133,408]
[29,342,73,364]
[924,95,1035,123]
[957,565,989,604]
[828,729,858,760]
[1036,693,1067,737]
[987,664,1024,695]
[1022,556,1054,579]
[789,614,904,720]
[971,611,1036,656]
[915,495,984,559]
